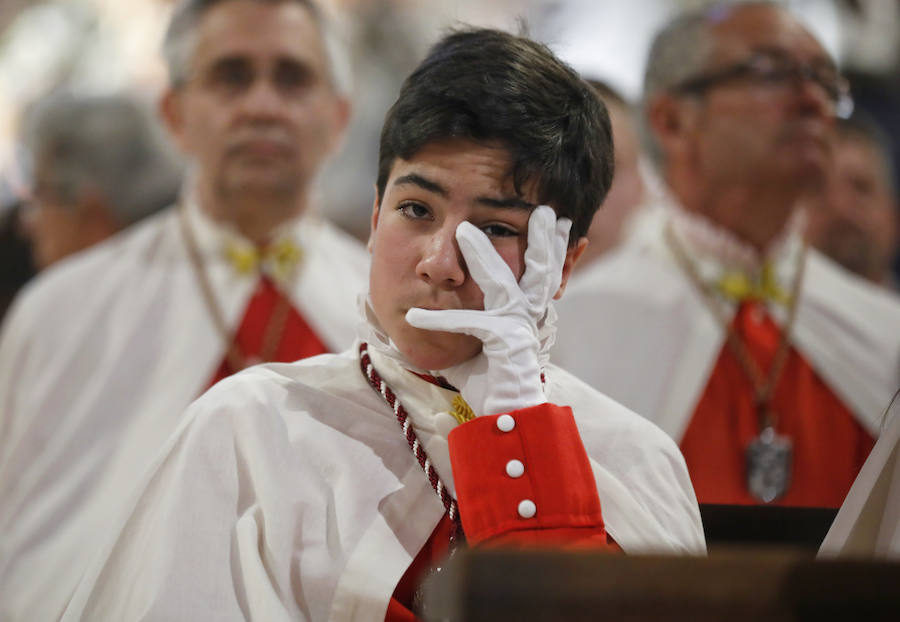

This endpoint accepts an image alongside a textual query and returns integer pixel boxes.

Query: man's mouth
[227,131,295,159]
[781,122,829,149]
[231,140,293,158]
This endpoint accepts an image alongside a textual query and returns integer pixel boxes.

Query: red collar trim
[409,371,458,391]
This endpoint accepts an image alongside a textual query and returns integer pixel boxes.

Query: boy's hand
[406,205,571,415]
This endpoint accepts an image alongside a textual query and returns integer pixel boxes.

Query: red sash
[208,277,328,387]
[680,301,874,507]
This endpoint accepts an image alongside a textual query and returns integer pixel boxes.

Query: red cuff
[448,403,604,546]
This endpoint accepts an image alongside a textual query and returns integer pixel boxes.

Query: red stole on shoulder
[680,301,874,507]
[207,276,328,387]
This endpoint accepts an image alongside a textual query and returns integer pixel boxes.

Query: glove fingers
[406,307,495,340]
[540,216,572,304]
[519,206,571,307]
[554,216,573,275]
[519,206,554,295]
[456,222,519,309]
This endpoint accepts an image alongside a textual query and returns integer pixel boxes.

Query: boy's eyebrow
[476,196,536,210]
[392,173,448,197]
[392,173,536,210]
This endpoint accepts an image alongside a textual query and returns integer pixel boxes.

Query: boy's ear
[367,186,381,253]
[553,236,588,299]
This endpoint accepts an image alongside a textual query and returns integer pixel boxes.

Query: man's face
[21,178,113,270]
[807,134,898,282]
[21,192,84,269]
[682,5,837,190]
[368,138,581,371]
[162,0,346,207]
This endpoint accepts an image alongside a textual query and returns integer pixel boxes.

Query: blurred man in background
[20,92,182,270]
[1,92,177,322]
[575,80,647,270]
[554,1,900,510]
[0,1,368,619]
[806,113,899,290]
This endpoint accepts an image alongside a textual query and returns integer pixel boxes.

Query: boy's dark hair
[376,28,614,242]
[586,79,628,110]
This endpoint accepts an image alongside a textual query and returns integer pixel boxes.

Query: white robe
[819,398,900,559]
[0,202,369,622]
[553,203,900,442]
[61,342,705,622]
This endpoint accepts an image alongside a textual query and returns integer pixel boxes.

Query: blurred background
[2,0,899,310]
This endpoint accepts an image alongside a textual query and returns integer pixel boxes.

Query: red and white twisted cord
[359,342,461,532]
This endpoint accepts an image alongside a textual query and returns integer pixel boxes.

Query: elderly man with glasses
[554,1,900,509]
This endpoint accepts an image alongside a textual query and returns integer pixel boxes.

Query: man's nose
[790,73,836,119]
[239,78,287,119]
[416,225,467,288]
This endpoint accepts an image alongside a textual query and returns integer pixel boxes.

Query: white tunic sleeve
[0,293,30,462]
[819,402,900,559]
[62,382,308,622]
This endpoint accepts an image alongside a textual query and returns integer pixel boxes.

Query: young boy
[63,28,704,622]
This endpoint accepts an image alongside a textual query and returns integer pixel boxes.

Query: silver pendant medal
[746,425,793,503]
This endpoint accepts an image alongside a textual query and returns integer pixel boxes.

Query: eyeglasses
[673,53,854,118]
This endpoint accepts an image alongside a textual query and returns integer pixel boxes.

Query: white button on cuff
[518,499,536,519]
[506,459,524,478]
[497,414,515,432]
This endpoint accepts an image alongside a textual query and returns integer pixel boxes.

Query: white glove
[405,205,571,415]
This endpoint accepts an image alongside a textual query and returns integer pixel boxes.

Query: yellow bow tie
[715,262,789,304]
[224,239,303,280]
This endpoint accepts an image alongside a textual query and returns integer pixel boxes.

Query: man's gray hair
[640,9,718,168]
[25,92,183,225]
[641,2,777,168]
[162,0,352,95]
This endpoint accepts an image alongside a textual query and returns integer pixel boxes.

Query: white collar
[180,184,321,281]
[660,194,807,294]
[666,197,805,275]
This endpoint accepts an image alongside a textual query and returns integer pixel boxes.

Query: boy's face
[368,137,583,371]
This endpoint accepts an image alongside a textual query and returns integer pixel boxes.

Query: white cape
[820,398,900,559]
[61,343,704,622]
[553,205,900,442]
[0,205,369,621]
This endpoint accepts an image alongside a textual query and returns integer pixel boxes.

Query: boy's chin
[398,330,482,372]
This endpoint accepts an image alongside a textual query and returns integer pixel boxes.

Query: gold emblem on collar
[450,394,476,425]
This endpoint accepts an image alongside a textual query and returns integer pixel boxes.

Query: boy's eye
[398,202,431,220]
[481,223,519,238]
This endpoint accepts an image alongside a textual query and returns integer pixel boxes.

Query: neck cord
[664,224,807,431]
[178,203,296,372]
[358,342,464,543]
